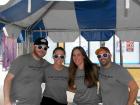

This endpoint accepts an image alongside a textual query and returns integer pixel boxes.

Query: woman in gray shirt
[41,47,68,105]
[68,46,101,105]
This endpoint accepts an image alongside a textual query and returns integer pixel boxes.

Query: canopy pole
[124,0,130,17]
[79,33,81,46]
[23,30,27,54]
[119,40,123,66]
[28,0,31,13]
[113,34,116,63]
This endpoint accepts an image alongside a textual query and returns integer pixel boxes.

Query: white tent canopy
[116,0,140,41]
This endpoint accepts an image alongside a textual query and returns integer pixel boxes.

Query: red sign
[126,41,134,52]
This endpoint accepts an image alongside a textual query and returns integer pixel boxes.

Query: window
[105,35,140,66]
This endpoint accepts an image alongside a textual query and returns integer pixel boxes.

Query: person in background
[68,46,101,105]
[41,47,68,105]
[95,46,139,105]
[3,37,50,105]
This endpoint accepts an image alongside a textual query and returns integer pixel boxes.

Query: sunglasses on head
[53,54,65,59]
[97,53,110,59]
[36,45,48,51]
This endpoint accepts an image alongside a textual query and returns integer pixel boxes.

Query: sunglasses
[97,53,110,59]
[36,45,48,51]
[53,54,65,59]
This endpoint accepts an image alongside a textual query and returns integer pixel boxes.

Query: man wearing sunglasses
[3,37,50,105]
[95,47,138,105]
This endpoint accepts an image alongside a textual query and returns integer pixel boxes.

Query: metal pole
[119,40,123,66]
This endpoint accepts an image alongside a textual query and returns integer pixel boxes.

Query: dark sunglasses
[97,53,110,59]
[37,45,48,51]
[53,55,65,59]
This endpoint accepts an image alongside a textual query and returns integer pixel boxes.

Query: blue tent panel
[81,31,115,41]
[75,0,116,29]
[75,0,116,41]
[32,20,47,42]
[1,0,48,22]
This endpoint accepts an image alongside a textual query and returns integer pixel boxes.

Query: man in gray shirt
[3,37,50,105]
[95,47,139,105]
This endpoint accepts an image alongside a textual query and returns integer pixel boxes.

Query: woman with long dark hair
[68,46,100,105]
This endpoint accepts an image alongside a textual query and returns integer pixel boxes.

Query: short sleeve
[115,67,134,86]
[8,56,24,76]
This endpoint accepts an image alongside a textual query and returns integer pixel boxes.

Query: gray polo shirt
[99,62,134,105]
[9,54,49,105]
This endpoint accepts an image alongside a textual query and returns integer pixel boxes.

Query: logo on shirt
[99,73,113,79]
[48,76,68,80]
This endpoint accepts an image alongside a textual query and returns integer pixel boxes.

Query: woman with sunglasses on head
[68,46,101,105]
[41,47,68,105]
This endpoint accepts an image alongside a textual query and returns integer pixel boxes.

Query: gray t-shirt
[99,62,134,105]
[43,64,68,104]
[9,54,49,105]
[73,69,100,105]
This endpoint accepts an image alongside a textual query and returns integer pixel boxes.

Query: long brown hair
[68,46,99,89]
